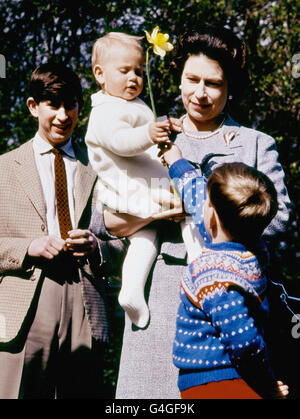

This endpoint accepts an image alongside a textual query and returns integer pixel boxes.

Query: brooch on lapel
[223,130,237,146]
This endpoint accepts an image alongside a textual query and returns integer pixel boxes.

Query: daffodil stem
[146,48,157,121]
[145,49,178,199]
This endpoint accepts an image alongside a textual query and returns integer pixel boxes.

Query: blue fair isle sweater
[169,159,277,396]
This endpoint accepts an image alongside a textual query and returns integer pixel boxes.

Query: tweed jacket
[0,139,116,350]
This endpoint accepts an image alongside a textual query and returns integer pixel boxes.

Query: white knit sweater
[85,91,172,218]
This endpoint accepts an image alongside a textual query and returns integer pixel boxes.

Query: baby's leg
[180,218,206,263]
[118,228,158,328]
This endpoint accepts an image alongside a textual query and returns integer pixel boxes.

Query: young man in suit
[0,62,112,398]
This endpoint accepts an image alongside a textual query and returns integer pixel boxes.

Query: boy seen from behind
[161,143,288,399]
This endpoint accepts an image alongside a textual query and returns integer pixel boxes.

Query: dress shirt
[33,133,77,237]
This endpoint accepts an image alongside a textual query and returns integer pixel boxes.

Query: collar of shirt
[32,132,77,236]
[33,132,76,159]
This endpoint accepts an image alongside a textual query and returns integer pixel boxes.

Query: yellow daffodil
[145,26,174,57]
[144,26,174,120]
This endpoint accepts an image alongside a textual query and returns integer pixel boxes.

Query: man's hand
[65,229,98,258]
[27,235,66,260]
[276,380,289,398]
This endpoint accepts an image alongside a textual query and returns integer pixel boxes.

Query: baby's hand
[149,119,172,145]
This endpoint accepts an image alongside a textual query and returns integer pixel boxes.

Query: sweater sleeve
[169,158,207,229]
[202,284,278,397]
[86,103,154,157]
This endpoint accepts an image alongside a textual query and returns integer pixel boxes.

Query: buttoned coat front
[0,139,110,350]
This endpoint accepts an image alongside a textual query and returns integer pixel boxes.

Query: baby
[85,32,195,328]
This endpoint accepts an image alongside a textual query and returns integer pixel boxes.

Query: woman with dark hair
[94,24,290,399]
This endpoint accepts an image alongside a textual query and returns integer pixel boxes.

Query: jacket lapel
[13,140,47,223]
[73,142,97,225]
[12,139,96,227]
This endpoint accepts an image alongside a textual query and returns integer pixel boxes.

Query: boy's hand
[27,235,65,260]
[158,143,183,167]
[65,229,98,258]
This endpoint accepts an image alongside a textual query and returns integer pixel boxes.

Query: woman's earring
[228,94,233,101]
[179,85,182,90]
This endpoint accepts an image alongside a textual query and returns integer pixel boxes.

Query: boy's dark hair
[207,162,278,244]
[173,24,249,102]
[29,62,83,110]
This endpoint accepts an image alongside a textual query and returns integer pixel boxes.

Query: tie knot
[52,147,63,156]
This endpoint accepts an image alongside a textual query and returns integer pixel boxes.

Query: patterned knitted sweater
[169,159,277,396]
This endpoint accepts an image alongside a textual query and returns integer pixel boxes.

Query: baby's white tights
[118,228,158,328]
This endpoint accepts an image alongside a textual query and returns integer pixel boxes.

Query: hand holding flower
[149,116,182,144]
[159,143,183,167]
[148,119,172,145]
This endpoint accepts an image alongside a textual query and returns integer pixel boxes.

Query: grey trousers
[0,276,104,399]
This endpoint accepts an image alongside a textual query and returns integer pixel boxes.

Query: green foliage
[0,0,299,394]
[1,0,298,262]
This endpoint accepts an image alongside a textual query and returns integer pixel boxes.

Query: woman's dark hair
[173,24,249,101]
[29,62,84,111]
